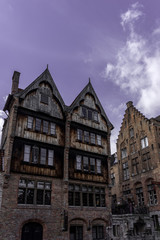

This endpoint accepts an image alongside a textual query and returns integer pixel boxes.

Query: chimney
[126,101,133,108]
[11,71,20,94]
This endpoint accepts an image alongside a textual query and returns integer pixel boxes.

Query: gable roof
[16,68,65,111]
[69,81,113,129]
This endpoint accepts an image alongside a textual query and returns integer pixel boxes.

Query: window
[23,145,54,166]
[93,111,98,122]
[76,155,102,174]
[84,131,89,143]
[76,129,102,146]
[113,225,120,237]
[129,128,134,138]
[18,179,51,205]
[70,226,83,240]
[90,158,95,172]
[141,136,148,149]
[24,145,31,162]
[152,215,159,230]
[83,156,89,171]
[130,143,136,154]
[41,93,48,104]
[81,106,98,122]
[27,116,33,129]
[32,146,39,164]
[76,155,82,170]
[111,173,115,186]
[92,226,104,240]
[121,148,127,159]
[43,120,48,133]
[35,118,41,131]
[77,129,83,141]
[148,184,157,205]
[50,122,56,135]
[40,148,47,165]
[136,187,144,206]
[69,184,105,207]
[97,159,101,174]
[48,150,54,166]
[132,158,139,175]
[90,133,96,144]
[97,135,101,146]
[123,162,129,180]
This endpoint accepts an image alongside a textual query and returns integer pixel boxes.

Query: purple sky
[1,0,160,153]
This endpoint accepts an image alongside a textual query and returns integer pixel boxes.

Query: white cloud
[0,110,6,145]
[104,2,160,117]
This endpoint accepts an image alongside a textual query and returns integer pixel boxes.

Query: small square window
[41,93,48,104]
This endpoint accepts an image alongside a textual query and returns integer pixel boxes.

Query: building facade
[0,68,113,240]
[111,101,160,239]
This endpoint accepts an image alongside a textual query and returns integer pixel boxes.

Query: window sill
[22,162,55,169]
[17,204,51,209]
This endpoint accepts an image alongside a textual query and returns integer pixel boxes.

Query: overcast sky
[0,0,160,153]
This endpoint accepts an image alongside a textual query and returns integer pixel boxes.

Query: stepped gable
[117,101,150,142]
[69,80,114,130]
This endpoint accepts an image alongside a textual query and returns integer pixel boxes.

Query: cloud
[0,110,6,145]
[104,2,160,117]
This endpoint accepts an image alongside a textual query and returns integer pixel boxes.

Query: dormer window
[41,93,48,104]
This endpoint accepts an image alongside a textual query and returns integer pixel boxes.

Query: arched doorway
[21,222,43,240]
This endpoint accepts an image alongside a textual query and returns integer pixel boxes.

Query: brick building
[0,68,113,240]
[110,101,160,239]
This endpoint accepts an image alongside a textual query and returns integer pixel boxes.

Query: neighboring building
[0,68,113,240]
[111,101,160,239]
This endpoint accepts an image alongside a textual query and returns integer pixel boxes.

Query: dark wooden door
[21,222,43,240]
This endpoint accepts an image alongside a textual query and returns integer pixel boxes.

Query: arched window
[21,222,43,240]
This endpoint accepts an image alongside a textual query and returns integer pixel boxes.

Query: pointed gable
[17,68,65,119]
[69,81,113,130]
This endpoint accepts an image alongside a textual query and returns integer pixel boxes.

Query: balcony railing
[112,203,149,215]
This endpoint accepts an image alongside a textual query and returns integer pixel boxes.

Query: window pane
[37,182,44,189]
[37,189,44,205]
[75,192,80,206]
[89,193,94,206]
[27,116,33,129]
[41,93,48,104]
[19,179,27,187]
[97,135,101,145]
[82,193,88,206]
[91,133,95,144]
[83,156,89,171]
[50,122,56,135]
[18,189,26,204]
[76,155,82,170]
[35,118,41,131]
[77,129,83,141]
[48,150,54,166]
[32,146,39,164]
[90,158,95,172]
[93,112,98,121]
[88,110,92,120]
[69,192,74,206]
[84,131,89,143]
[97,159,101,174]
[43,120,48,133]
[24,145,31,162]
[26,189,34,204]
[40,148,46,165]
[45,190,51,205]
[82,107,87,118]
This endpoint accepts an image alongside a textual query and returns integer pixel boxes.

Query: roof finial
[47,64,48,69]
[89,77,91,83]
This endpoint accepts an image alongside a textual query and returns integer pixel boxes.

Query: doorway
[21,222,43,240]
